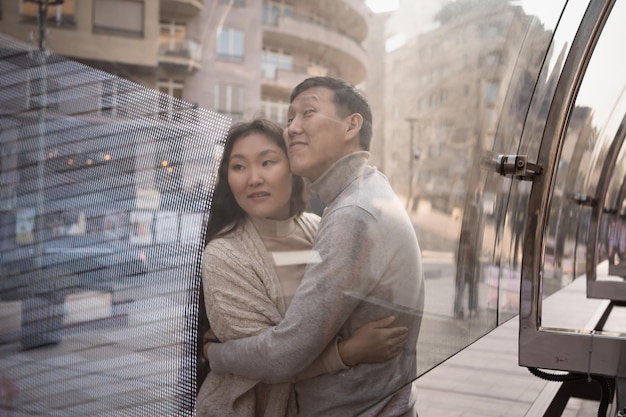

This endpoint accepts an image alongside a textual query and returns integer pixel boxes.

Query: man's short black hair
[290,76,373,151]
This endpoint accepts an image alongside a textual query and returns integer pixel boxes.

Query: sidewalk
[413,276,609,417]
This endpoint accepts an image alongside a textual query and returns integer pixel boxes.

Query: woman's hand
[337,316,408,366]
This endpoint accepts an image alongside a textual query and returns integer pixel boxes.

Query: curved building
[0,0,370,125]
[184,0,371,124]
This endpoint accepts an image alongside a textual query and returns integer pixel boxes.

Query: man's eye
[304,109,314,115]
[262,160,275,167]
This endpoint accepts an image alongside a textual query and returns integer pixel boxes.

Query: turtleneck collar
[249,215,297,238]
[308,151,370,206]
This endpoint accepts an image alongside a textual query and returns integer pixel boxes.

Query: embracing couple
[197,76,424,417]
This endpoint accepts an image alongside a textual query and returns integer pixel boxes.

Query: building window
[485,108,497,132]
[215,84,244,115]
[158,79,184,120]
[261,48,293,79]
[418,97,427,111]
[159,21,185,53]
[93,0,144,38]
[260,99,289,125]
[217,28,244,62]
[159,21,201,61]
[479,22,504,38]
[484,51,502,66]
[307,61,328,77]
[101,78,120,116]
[20,0,76,28]
[158,79,184,99]
[484,81,499,105]
[440,89,448,105]
[262,1,293,26]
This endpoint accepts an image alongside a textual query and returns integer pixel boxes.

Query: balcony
[263,15,367,84]
[158,39,202,71]
[262,68,312,98]
[313,0,370,42]
[160,0,204,21]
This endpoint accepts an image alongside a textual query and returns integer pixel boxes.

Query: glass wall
[3,0,626,415]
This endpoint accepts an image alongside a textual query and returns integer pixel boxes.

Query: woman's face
[227,132,293,220]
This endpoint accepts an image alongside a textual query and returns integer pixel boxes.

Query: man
[207,76,424,416]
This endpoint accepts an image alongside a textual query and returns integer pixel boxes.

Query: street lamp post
[25,0,65,49]
[20,0,65,349]
[405,117,420,210]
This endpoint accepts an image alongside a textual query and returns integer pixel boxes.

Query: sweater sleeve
[209,207,380,383]
[293,337,349,381]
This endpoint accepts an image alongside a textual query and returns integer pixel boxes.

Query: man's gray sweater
[210,151,425,417]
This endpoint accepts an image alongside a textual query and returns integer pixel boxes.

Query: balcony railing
[263,10,363,47]
[160,0,204,20]
[158,39,202,70]
[263,13,366,82]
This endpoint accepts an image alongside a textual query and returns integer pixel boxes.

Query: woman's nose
[248,168,264,186]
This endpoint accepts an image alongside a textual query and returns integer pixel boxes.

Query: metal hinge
[572,193,598,207]
[496,155,543,180]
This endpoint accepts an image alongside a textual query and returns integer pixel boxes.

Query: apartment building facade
[382,1,552,213]
[0,0,370,120]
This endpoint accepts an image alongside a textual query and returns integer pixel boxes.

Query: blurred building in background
[381,0,552,214]
[0,0,370,121]
[0,0,373,196]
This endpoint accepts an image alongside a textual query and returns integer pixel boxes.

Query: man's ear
[345,113,363,140]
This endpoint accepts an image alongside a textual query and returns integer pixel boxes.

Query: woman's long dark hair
[203,118,306,248]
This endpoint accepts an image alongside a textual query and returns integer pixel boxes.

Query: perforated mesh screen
[0,34,230,416]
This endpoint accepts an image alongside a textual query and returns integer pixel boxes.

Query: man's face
[284,86,352,182]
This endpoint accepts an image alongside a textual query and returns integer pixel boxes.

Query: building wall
[0,0,160,68]
[185,0,263,121]
[0,0,374,195]
[382,2,551,213]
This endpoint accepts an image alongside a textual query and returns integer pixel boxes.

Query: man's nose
[286,117,302,136]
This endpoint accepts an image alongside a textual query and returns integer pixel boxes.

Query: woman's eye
[303,109,314,115]
[262,160,275,167]
[231,164,244,171]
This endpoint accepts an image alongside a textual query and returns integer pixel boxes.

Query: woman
[196,119,407,417]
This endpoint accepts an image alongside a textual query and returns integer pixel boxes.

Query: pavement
[413,276,615,417]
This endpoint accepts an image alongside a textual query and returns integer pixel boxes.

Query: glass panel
[542,0,626,330]
[6,0,624,415]
[0,35,230,415]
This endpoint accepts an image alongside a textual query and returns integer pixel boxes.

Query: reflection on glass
[2,0,610,414]
[0,34,230,415]
[384,0,563,372]
[542,0,626,329]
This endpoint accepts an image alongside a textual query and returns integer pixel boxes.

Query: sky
[366,0,400,14]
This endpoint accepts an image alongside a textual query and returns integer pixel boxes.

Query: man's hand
[338,316,408,366]
[202,329,221,367]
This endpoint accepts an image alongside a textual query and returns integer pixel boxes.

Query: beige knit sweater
[196,213,319,417]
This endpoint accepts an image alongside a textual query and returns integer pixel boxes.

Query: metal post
[405,117,419,210]
[24,0,64,49]
[20,0,64,349]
